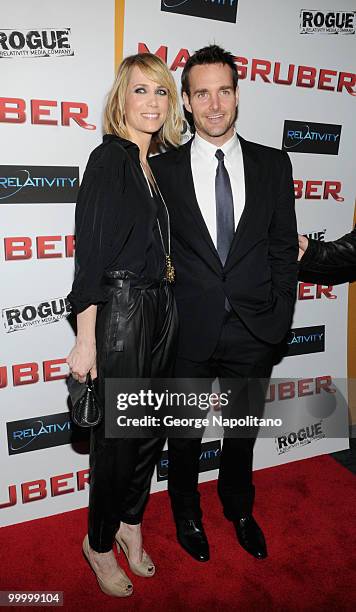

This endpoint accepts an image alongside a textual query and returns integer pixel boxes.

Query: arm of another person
[298,226,356,285]
[268,151,298,313]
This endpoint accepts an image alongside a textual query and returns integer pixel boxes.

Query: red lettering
[43,358,68,382]
[235,56,248,80]
[293,180,303,199]
[22,480,47,503]
[318,69,337,92]
[279,382,295,400]
[305,181,322,200]
[36,236,62,259]
[298,283,314,300]
[274,62,294,85]
[61,102,95,130]
[316,376,335,394]
[337,72,356,95]
[137,43,167,63]
[265,383,275,403]
[31,99,57,125]
[170,48,190,71]
[298,379,313,397]
[51,473,75,497]
[0,366,8,389]
[4,237,32,260]
[316,285,337,299]
[0,485,17,509]
[251,59,271,82]
[12,362,39,386]
[77,469,90,490]
[65,235,75,257]
[297,66,316,88]
[323,181,344,202]
[0,97,26,123]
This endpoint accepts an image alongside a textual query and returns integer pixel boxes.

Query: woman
[298,228,356,284]
[67,53,183,598]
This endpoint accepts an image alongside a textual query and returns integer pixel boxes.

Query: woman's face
[124,65,169,141]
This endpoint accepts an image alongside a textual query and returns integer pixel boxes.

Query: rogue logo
[0,166,79,204]
[300,10,356,35]
[276,421,325,454]
[282,121,341,155]
[2,297,71,333]
[156,439,221,481]
[0,28,74,58]
[161,0,238,23]
[286,325,325,357]
[0,97,95,129]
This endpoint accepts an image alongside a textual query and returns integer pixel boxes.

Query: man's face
[183,63,239,146]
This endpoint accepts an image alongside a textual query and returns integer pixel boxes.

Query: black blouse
[68,135,167,314]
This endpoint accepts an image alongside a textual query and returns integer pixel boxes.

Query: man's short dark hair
[181,44,238,97]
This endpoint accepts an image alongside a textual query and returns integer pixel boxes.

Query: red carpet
[1,455,356,611]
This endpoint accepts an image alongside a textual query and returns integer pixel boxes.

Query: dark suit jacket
[150,135,298,361]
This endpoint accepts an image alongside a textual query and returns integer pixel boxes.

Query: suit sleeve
[269,151,298,308]
[67,149,123,314]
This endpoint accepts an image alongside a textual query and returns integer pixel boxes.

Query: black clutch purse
[67,373,103,428]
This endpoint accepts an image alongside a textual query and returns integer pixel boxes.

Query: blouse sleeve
[67,147,123,314]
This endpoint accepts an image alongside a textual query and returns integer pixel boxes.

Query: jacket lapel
[176,135,258,273]
[224,135,258,271]
[179,139,222,269]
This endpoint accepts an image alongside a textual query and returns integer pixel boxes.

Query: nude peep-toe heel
[82,535,133,597]
[115,534,155,577]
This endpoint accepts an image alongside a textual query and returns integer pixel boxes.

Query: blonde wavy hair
[104,53,183,147]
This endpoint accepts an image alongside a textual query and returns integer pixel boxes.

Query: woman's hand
[298,234,309,261]
[66,340,97,383]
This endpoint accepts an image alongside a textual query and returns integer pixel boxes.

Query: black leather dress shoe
[176,519,210,562]
[233,515,267,559]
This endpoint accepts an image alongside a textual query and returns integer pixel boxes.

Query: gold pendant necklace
[140,162,175,283]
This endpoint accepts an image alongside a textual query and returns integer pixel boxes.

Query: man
[151,45,298,562]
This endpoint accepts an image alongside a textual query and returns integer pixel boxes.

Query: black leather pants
[88,271,178,552]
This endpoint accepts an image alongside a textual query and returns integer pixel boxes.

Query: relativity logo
[161,0,238,23]
[282,120,341,155]
[2,296,71,333]
[6,412,87,455]
[156,439,221,481]
[286,325,325,357]
[0,166,79,204]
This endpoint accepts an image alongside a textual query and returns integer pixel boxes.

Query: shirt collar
[193,130,239,160]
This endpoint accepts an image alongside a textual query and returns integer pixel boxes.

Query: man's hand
[298,234,309,261]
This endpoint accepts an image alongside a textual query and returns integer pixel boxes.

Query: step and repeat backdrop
[1,0,355,527]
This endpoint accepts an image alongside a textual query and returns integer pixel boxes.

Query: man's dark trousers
[168,310,276,522]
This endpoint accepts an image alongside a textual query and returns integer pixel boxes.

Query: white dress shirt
[190,131,245,248]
